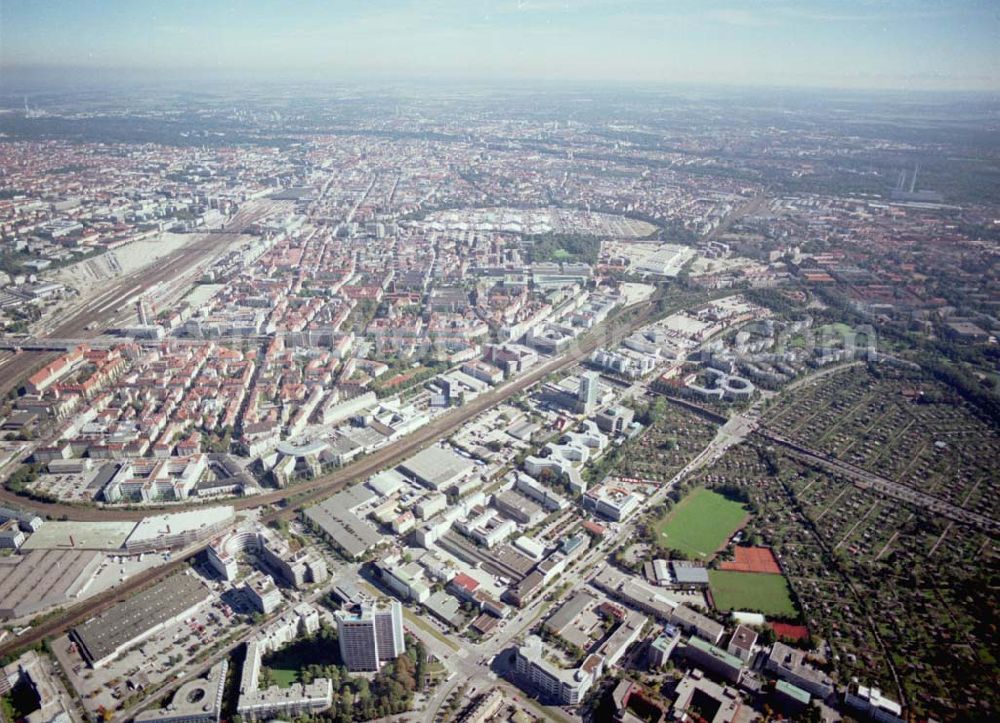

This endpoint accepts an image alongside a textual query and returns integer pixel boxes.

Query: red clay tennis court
[770,622,810,642]
[719,546,782,574]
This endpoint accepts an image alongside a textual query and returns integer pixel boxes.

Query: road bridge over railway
[0,289,672,661]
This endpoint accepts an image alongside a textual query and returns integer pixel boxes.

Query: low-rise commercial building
[670,604,725,645]
[244,574,283,614]
[582,483,640,522]
[376,556,431,603]
[503,570,545,608]
[670,561,710,588]
[423,590,463,628]
[681,636,745,684]
[544,590,597,638]
[766,642,835,700]
[513,472,569,512]
[493,489,546,526]
[599,611,648,668]
[513,535,546,561]
[415,493,447,519]
[135,660,228,723]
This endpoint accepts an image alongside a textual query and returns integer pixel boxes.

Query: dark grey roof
[73,573,209,665]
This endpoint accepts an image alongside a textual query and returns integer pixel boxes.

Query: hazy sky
[1,0,998,91]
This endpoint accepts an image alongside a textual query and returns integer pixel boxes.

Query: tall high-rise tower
[336,601,405,672]
[578,371,599,414]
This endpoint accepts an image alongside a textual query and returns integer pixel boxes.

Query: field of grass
[654,488,749,559]
[709,570,798,617]
[262,636,341,687]
[268,667,300,688]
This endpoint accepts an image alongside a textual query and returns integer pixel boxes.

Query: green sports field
[709,570,798,616]
[653,488,748,559]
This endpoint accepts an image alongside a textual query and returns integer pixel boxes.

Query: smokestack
[69,535,75,547]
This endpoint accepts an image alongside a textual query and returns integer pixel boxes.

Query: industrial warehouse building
[303,485,381,559]
[397,445,475,491]
[0,549,102,619]
[72,572,211,667]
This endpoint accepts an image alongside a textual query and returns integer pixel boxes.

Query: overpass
[0,289,672,661]
[0,338,96,352]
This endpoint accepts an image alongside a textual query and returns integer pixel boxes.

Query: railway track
[0,294,656,520]
[45,203,277,340]
[0,293,663,661]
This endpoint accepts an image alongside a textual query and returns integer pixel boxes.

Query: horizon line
[1,66,998,97]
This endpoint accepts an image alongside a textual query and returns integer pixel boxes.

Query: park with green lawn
[653,487,749,560]
[253,626,431,722]
[260,633,340,688]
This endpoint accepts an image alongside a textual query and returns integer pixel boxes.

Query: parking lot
[53,576,252,717]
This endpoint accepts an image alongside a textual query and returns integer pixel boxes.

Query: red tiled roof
[450,573,479,592]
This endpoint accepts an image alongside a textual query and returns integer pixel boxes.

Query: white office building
[514,635,603,705]
[578,371,600,414]
[336,601,405,672]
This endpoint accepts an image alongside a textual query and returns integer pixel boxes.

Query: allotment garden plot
[763,364,1000,520]
[599,402,719,484]
[693,400,999,721]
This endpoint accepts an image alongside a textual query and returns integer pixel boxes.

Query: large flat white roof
[20,521,138,551]
[399,445,474,489]
[126,506,235,544]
